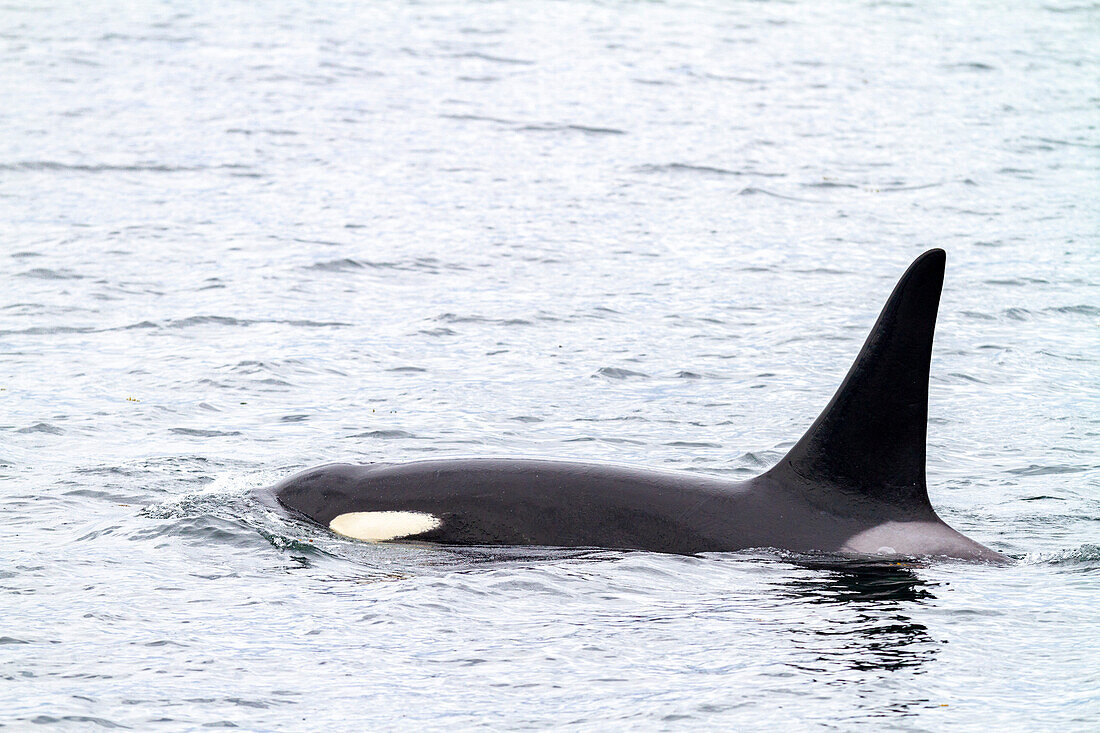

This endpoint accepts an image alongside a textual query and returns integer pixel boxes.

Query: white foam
[329,511,441,542]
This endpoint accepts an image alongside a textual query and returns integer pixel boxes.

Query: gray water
[2,0,1098,729]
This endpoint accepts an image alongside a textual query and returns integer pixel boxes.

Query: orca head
[269,463,364,527]
[269,463,444,543]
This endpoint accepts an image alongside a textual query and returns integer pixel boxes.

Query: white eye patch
[329,512,441,542]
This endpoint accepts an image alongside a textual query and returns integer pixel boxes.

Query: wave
[1020,544,1100,567]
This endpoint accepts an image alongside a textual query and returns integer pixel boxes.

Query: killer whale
[265,249,1008,563]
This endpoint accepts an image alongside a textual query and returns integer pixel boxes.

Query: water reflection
[788,559,938,605]
[780,560,940,674]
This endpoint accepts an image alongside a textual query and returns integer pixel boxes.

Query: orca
[264,249,1008,563]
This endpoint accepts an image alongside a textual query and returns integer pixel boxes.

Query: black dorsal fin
[768,249,946,516]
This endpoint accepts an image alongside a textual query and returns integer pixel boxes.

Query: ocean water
[2,0,1098,729]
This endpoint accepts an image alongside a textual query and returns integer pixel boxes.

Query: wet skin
[265,250,1010,564]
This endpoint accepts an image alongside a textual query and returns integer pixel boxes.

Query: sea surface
[2,1,1098,730]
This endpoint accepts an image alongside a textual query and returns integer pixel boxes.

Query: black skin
[274,459,804,555]
[269,459,1006,562]
[264,250,1010,564]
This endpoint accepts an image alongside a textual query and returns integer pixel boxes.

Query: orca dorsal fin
[768,249,946,517]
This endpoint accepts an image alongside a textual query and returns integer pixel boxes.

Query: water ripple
[3,0,1096,729]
